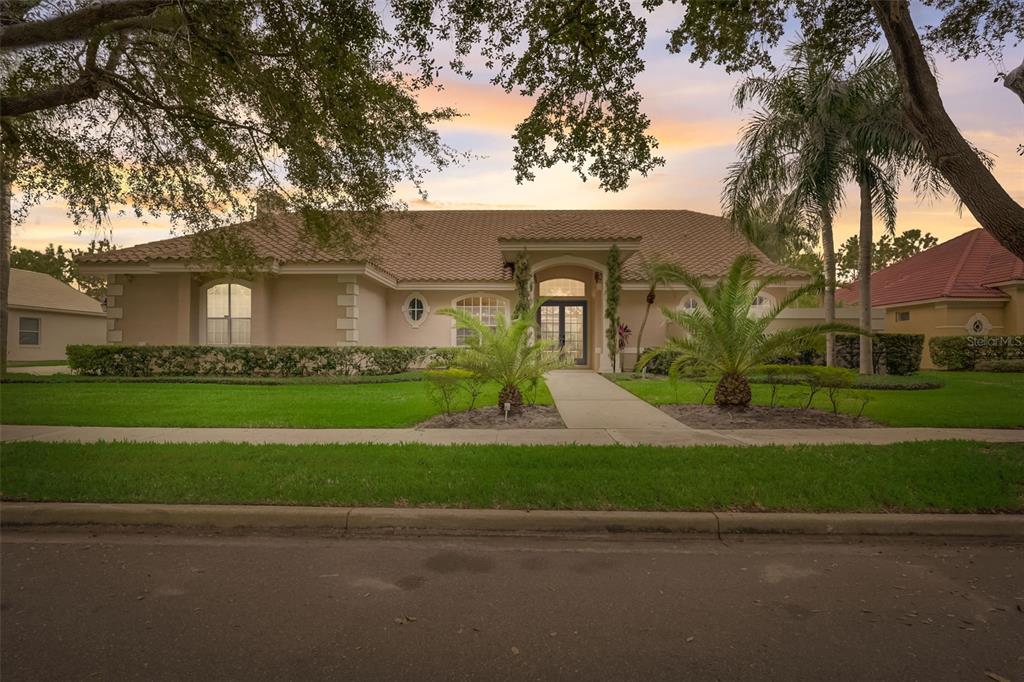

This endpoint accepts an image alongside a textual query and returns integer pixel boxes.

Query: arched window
[539,278,585,297]
[680,297,700,312]
[453,294,507,346]
[206,283,251,345]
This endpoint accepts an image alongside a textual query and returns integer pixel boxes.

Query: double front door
[538,300,587,366]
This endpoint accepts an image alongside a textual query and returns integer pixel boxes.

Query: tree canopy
[837,229,939,283]
[1,0,662,250]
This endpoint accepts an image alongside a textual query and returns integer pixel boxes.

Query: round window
[407,297,425,322]
[971,319,984,334]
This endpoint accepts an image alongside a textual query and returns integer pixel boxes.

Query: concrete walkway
[2,423,1022,447]
[545,370,687,429]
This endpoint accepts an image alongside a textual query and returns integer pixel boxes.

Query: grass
[612,371,1024,428]
[0,379,552,428]
[2,440,1021,512]
[1,370,427,385]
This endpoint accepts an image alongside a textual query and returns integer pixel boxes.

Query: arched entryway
[532,260,607,370]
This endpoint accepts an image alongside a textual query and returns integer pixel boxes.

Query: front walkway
[2,423,1022,447]
[544,370,687,430]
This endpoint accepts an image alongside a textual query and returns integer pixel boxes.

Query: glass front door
[538,300,587,366]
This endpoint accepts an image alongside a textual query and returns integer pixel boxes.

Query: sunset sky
[11,4,1023,255]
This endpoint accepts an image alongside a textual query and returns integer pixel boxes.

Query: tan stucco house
[837,229,1024,368]
[7,268,107,363]
[77,209,857,371]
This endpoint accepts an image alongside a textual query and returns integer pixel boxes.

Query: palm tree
[723,49,849,367]
[438,300,563,411]
[725,44,950,373]
[638,254,860,408]
[634,255,685,366]
[841,52,948,373]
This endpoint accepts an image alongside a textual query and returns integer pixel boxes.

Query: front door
[538,300,588,366]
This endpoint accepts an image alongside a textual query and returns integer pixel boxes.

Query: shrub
[929,335,1024,370]
[424,368,475,416]
[975,359,1024,373]
[66,344,446,377]
[835,333,923,375]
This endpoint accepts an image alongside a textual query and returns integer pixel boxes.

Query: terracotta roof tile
[836,229,1023,306]
[79,209,805,282]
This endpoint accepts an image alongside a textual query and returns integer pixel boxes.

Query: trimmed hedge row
[66,344,449,377]
[975,359,1024,373]
[835,333,924,376]
[929,335,1024,370]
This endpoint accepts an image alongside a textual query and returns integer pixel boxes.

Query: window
[402,294,429,328]
[453,295,506,346]
[965,313,991,335]
[206,283,251,345]
[539,278,585,297]
[896,311,910,322]
[680,297,699,312]
[750,293,775,317]
[18,317,40,345]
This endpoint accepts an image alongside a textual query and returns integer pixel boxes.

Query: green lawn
[2,440,1021,512]
[612,371,1024,428]
[0,379,552,428]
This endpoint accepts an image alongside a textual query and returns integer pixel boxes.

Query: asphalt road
[2,529,1023,681]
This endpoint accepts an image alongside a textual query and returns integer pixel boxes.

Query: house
[837,229,1024,368]
[77,209,853,371]
[6,268,107,363]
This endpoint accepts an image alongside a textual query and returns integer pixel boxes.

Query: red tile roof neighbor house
[837,229,1024,307]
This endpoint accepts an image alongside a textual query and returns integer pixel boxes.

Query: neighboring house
[6,268,107,363]
[77,209,856,371]
[837,229,1024,368]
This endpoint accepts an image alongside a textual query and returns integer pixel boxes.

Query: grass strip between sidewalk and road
[2,440,1022,513]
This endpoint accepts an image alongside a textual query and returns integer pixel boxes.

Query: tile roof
[9,269,105,315]
[78,209,805,282]
[836,229,1024,307]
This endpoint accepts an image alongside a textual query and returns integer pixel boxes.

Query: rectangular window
[18,317,41,345]
[896,311,910,322]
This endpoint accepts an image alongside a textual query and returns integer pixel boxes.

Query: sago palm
[634,255,686,364]
[438,300,563,411]
[638,254,861,408]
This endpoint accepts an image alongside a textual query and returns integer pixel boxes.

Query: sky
[11,3,1023,255]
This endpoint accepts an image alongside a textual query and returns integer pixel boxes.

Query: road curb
[2,502,1023,538]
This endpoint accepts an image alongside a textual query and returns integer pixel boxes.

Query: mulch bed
[418,405,565,429]
[660,404,880,429]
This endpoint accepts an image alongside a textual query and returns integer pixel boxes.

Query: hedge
[975,359,1024,373]
[929,335,1024,370]
[66,344,448,377]
[835,333,924,375]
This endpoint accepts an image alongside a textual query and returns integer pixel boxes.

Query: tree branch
[0,74,103,116]
[0,0,174,51]
[1003,57,1024,105]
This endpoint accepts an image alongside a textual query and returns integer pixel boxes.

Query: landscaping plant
[633,255,685,363]
[638,254,861,408]
[605,245,623,372]
[439,300,563,411]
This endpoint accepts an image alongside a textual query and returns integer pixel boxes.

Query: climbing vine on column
[513,250,532,319]
[605,245,622,371]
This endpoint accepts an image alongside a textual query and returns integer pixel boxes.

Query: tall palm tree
[634,255,685,365]
[638,254,859,408]
[723,48,849,367]
[841,51,948,373]
[438,300,563,411]
[725,44,950,373]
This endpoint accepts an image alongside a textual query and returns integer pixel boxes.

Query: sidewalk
[545,370,687,429]
[2,423,1022,447]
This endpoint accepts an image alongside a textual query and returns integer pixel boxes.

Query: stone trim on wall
[105,275,123,343]
[337,274,360,344]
